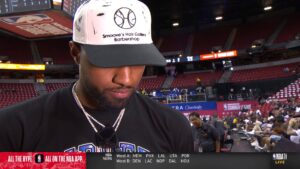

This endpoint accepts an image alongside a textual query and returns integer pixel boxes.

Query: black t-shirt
[213,120,225,137]
[0,85,194,153]
[191,123,220,152]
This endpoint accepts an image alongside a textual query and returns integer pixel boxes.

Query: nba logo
[35,154,44,163]
[224,104,228,110]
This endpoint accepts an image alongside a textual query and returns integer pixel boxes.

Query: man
[0,0,194,153]
[271,126,300,152]
[287,113,300,143]
[211,114,225,148]
[189,112,220,152]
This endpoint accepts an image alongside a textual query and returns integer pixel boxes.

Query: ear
[69,41,81,64]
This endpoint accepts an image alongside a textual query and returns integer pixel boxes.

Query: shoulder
[0,87,69,122]
[203,123,216,131]
[191,126,198,132]
[0,94,48,119]
[0,86,71,151]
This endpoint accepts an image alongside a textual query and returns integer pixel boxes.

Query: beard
[81,79,133,111]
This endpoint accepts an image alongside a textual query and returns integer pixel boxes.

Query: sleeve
[190,126,197,140]
[172,114,195,153]
[209,125,221,141]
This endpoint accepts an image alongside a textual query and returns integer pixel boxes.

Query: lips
[109,88,132,99]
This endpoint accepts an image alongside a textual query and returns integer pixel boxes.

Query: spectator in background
[180,88,188,102]
[151,89,157,97]
[287,113,300,137]
[271,126,300,152]
[296,104,300,113]
[196,77,202,86]
[172,87,180,93]
[211,114,226,148]
[283,67,290,73]
[228,88,235,100]
[225,115,234,129]
[255,108,262,116]
[290,128,300,144]
[189,112,220,152]
[141,88,148,96]
[165,65,176,77]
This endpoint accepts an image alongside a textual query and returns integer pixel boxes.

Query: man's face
[189,116,202,127]
[76,45,145,110]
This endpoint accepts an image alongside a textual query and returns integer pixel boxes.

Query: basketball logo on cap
[114,7,136,29]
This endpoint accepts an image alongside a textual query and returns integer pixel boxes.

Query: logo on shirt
[64,141,150,153]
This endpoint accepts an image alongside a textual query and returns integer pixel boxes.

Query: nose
[113,66,133,87]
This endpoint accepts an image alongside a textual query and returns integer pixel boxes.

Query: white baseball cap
[73,0,166,67]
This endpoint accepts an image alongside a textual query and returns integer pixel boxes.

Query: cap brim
[81,44,166,67]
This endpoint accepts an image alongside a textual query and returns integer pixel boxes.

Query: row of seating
[0,63,299,108]
[138,71,224,90]
[1,12,299,64]
[138,63,299,90]
[45,83,71,92]
[170,71,223,88]
[230,16,282,50]
[230,63,298,83]
[269,78,300,99]
[0,83,37,108]
[159,11,300,54]
[138,76,166,90]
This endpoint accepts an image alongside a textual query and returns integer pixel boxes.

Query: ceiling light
[53,0,62,5]
[172,22,179,27]
[264,6,272,11]
[215,16,223,21]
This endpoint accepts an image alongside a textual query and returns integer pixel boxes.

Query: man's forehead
[189,115,200,120]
